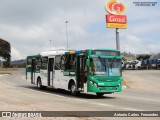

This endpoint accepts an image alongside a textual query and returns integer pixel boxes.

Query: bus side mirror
[85,59,89,67]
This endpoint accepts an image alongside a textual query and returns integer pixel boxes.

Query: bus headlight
[90,80,98,87]
[90,81,93,84]
[94,83,98,87]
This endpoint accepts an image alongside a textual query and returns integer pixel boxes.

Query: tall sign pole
[105,0,127,50]
[116,28,120,50]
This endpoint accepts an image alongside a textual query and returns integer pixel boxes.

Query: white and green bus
[26,48,122,96]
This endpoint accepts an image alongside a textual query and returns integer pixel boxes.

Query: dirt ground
[122,70,160,93]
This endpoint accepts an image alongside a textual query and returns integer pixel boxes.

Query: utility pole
[65,21,69,50]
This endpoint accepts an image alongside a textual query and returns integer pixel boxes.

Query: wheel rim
[71,84,76,93]
[37,81,41,88]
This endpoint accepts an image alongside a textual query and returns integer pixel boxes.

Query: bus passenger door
[76,55,87,90]
[53,55,68,89]
[53,55,61,88]
[40,57,48,86]
[48,58,54,87]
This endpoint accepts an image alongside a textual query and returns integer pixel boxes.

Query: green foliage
[0,38,11,62]
[3,61,10,68]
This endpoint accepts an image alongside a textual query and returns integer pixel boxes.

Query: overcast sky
[0,0,159,60]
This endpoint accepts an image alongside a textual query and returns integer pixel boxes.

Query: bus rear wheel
[37,78,45,90]
[70,82,79,96]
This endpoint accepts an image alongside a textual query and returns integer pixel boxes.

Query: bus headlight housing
[94,83,98,87]
[90,80,98,87]
[90,81,93,84]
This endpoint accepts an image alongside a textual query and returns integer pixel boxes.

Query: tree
[3,61,10,68]
[136,54,151,60]
[0,38,11,62]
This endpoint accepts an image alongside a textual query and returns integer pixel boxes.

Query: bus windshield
[90,58,121,76]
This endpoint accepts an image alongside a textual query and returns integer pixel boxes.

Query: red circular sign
[105,0,126,15]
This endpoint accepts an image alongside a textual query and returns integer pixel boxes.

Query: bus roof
[40,50,67,57]
[27,54,41,59]
[27,48,121,58]
[88,48,120,52]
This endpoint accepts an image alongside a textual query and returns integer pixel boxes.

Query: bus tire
[37,78,45,90]
[96,93,104,97]
[70,82,78,96]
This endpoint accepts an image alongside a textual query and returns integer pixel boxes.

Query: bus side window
[27,59,32,69]
[61,55,66,70]
[41,57,48,70]
[36,58,41,70]
[54,55,61,70]
[70,55,76,70]
[64,55,76,70]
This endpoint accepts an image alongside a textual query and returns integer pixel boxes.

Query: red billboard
[106,14,127,24]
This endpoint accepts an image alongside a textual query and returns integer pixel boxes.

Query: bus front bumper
[87,82,122,93]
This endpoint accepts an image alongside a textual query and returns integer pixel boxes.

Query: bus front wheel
[96,93,104,97]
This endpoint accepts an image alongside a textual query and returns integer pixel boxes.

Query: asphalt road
[0,69,160,119]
